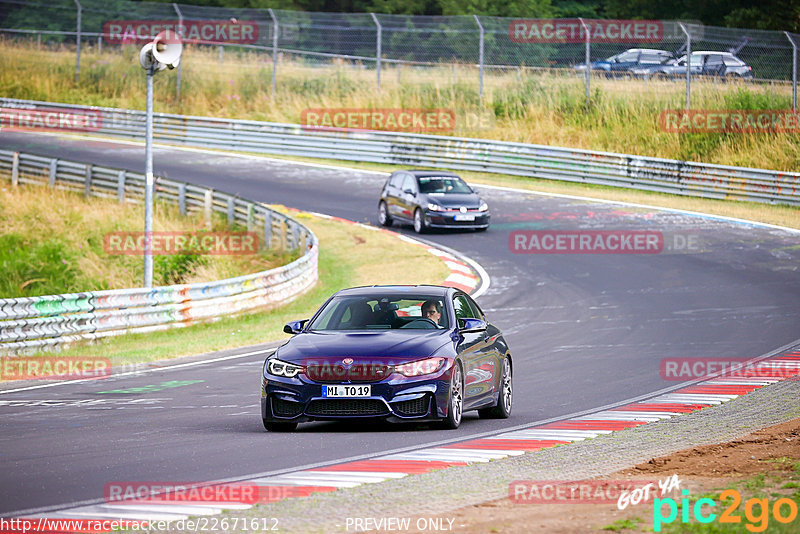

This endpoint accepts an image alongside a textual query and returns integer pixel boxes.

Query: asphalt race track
[2,132,799,515]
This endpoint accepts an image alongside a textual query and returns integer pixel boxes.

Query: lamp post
[138,30,182,288]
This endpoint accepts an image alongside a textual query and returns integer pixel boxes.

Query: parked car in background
[573,48,674,77]
[630,51,753,79]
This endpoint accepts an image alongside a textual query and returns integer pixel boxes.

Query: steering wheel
[400,318,439,329]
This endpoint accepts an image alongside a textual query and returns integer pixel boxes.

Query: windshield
[308,295,449,330]
[418,176,472,194]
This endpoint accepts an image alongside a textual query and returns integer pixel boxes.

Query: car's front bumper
[261,368,454,424]
[424,211,490,229]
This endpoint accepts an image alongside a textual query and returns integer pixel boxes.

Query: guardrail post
[84,164,92,197]
[268,8,279,99]
[97,35,102,53]
[178,183,187,215]
[474,15,484,101]
[679,22,691,110]
[117,170,125,202]
[786,32,798,112]
[264,211,273,249]
[49,159,57,187]
[74,0,81,83]
[246,203,254,231]
[204,189,213,228]
[282,217,289,251]
[579,18,590,108]
[218,45,223,64]
[37,33,41,49]
[227,197,235,225]
[370,13,382,91]
[11,152,19,187]
[173,2,183,100]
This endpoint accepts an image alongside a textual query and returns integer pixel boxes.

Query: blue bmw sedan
[261,285,513,431]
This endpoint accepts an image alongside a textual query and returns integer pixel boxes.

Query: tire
[479,356,512,419]
[378,201,392,227]
[263,420,297,432]
[437,363,463,429]
[413,208,428,234]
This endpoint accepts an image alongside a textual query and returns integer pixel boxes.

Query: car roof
[333,285,455,298]
[616,48,671,53]
[692,51,735,56]
[396,170,462,179]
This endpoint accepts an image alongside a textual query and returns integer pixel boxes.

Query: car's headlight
[427,202,445,212]
[266,358,304,378]
[394,357,446,377]
[478,201,489,212]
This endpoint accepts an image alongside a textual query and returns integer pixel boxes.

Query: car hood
[275,330,452,363]
[423,193,482,209]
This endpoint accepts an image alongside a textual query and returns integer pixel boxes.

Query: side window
[464,294,484,320]
[388,173,403,188]
[639,52,662,64]
[723,56,743,66]
[616,51,639,63]
[706,55,723,67]
[453,294,477,320]
[401,174,416,193]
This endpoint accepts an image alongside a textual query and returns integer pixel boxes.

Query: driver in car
[421,299,443,327]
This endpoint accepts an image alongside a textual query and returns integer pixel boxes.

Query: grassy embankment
[0,185,449,366]
[0,39,798,171]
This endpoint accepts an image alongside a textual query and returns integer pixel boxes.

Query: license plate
[323,385,371,397]
[454,214,475,221]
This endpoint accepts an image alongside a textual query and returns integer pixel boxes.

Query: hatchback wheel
[413,209,427,234]
[378,201,392,227]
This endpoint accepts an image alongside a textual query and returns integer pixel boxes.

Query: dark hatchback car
[261,285,513,431]
[378,170,490,233]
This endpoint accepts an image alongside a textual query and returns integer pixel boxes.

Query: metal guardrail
[0,149,318,354]
[1,98,798,205]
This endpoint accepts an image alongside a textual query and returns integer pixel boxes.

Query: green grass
[0,185,295,298]
[602,517,643,531]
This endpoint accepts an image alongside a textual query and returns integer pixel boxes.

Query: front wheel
[413,209,428,234]
[438,363,463,429]
[378,201,392,227]
[263,420,297,432]
[479,356,512,419]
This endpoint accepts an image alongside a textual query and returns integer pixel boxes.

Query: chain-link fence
[0,0,797,109]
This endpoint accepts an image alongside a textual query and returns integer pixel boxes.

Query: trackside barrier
[0,149,318,354]
[1,98,798,205]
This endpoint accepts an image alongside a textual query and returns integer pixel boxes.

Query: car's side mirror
[404,189,416,196]
[283,319,308,334]
[458,318,487,333]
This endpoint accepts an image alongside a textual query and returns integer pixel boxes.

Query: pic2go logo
[654,489,798,532]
